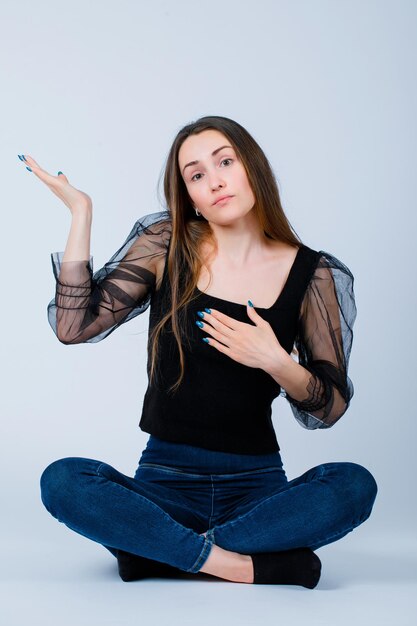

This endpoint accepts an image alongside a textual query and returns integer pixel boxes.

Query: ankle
[199,545,254,583]
[238,554,254,583]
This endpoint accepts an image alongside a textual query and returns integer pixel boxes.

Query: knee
[341,462,378,519]
[40,457,86,517]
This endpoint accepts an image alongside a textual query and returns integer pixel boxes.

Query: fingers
[17,154,68,185]
[20,154,38,168]
[18,154,92,214]
[200,309,237,333]
[18,154,42,173]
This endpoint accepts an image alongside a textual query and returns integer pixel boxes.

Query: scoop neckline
[194,244,305,311]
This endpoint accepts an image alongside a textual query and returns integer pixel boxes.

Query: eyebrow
[182,145,234,175]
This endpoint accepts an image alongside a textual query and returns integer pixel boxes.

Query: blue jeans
[40,435,378,574]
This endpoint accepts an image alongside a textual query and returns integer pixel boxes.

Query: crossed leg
[197,461,378,583]
[40,457,377,584]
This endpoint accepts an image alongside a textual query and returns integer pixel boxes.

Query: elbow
[56,330,75,345]
[330,385,352,424]
[55,324,72,344]
[57,335,73,345]
[290,378,353,430]
[57,334,88,345]
[48,308,87,344]
[296,393,350,430]
[317,377,352,427]
[54,320,89,344]
[317,415,342,429]
[56,327,103,345]
[56,328,83,345]
[318,397,350,429]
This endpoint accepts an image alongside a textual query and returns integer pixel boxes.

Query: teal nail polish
[204,308,211,314]
[22,155,27,162]
[248,300,254,307]
[26,166,32,172]
[202,337,209,343]
[197,311,204,318]
[18,155,24,161]
[195,320,204,328]
[57,171,63,175]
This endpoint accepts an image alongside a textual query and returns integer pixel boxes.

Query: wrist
[71,205,93,220]
[264,346,292,379]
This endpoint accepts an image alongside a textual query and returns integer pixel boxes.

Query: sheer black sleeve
[47,210,172,344]
[282,250,357,429]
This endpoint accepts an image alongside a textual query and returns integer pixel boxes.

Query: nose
[207,171,226,190]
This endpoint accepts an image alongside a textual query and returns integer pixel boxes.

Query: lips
[213,195,234,205]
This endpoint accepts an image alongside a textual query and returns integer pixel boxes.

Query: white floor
[2,524,416,626]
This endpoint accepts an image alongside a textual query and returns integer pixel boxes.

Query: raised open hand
[17,154,92,215]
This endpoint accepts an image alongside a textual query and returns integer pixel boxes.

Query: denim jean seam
[138,462,283,479]
[96,462,105,476]
[186,535,214,573]
[215,467,285,478]
[138,463,205,477]
[207,475,215,529]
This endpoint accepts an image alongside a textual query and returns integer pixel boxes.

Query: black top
[48,210,357,454]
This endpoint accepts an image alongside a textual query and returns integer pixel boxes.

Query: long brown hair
[149,115,303,394]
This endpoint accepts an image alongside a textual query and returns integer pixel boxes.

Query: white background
[1,0,416,624]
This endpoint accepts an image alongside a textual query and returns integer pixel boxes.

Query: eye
[190,158,233,182]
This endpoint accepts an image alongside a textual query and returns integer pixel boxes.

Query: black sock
[250,547,322,588]
[116,549,186,582]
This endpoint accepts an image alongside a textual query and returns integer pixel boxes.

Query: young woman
[19,115,377,588]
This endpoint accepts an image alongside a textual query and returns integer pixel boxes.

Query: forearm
[53,208,93,342]
[264,349,313,403]
[264,348,348,420]
[62,208,93,263]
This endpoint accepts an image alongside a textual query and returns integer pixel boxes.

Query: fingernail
[57,171,63,175]
[202,338,209,343]
[26,166,32,172]
[22,155,27,162]
[195,320,204,328]
[204,308,211,314]
[248,300,254,307]
[197,311,204,318]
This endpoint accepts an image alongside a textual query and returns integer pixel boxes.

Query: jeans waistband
[139,435,284,475]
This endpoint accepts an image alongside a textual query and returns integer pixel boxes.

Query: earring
[194,207,201,217]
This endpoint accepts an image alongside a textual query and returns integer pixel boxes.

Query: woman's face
[178,129,256,224]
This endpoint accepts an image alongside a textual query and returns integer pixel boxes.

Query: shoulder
[132,210,172,240]
[296,247,356,323]
[135,211,172,285]
[127,211,172,284]
[300,245,354,281]
[300,247,356,327]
